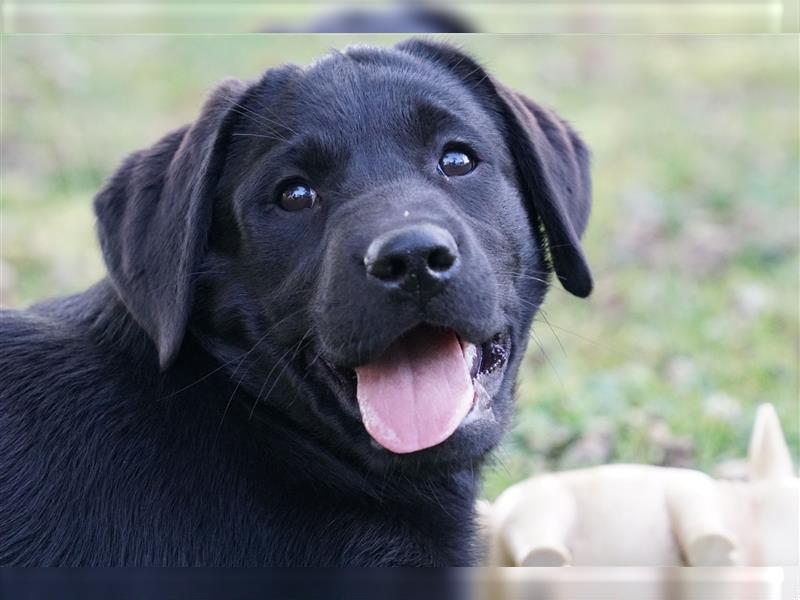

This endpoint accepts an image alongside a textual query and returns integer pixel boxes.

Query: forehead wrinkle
[262,132,349,180]
[403,99,473,145]
[293,135,348,172]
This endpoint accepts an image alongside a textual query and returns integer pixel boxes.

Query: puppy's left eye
[438,148,476,177]
[278,182,318,212]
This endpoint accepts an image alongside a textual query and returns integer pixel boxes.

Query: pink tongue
[355,327,474,454]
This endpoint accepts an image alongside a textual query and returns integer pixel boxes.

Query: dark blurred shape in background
[262,2,475,33]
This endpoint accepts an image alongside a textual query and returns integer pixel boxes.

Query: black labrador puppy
[0,39,591,566]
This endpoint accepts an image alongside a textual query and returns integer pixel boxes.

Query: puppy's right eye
[438,148,477,177]
[278,182,318,212]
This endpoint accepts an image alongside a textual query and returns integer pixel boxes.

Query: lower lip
[462,369,499,427]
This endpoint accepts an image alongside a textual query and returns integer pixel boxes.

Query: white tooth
[462,343,477,373]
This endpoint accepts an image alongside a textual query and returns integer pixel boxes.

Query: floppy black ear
[494,85,593,297]
[397,39,593,297]
[94,78,248,369]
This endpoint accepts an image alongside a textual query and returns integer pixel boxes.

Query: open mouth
[461,333,511,380]
[325,325,510,455]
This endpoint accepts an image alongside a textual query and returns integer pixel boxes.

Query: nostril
[368,255,408,282]
[427,246,456,273]
[385,256,408,281]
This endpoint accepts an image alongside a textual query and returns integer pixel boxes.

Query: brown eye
[278,182,318,212]
[438,148,476,177]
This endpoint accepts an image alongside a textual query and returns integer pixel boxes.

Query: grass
[2,35,797,499]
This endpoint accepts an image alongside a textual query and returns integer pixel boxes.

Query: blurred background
[3,0,797,33]
[1,32,798,501]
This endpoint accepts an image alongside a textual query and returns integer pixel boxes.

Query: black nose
[364,224,460,298]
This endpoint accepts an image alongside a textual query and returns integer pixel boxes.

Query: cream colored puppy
[480,404,798,566]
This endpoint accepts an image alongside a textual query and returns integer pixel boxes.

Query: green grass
[2,35,798,499]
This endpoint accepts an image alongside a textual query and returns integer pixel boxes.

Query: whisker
[530,330,564,390]
[496,268,567,282]
[532,317,604,348]
[231,132,287,142]
[227,107,289,142]
[253,100,300,136]
[213,341,263,448]
[247,341,299,420]
[489,444,514,479]
[161,305,307,401]
[249,329,312,419]
[471,72,489,90]
[221,97,292,140]
[221,93,300,138]
[539,311,566,359]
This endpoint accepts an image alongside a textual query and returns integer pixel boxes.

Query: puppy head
[95,40,592,473]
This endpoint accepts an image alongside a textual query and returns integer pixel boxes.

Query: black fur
[0,40,591,566]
